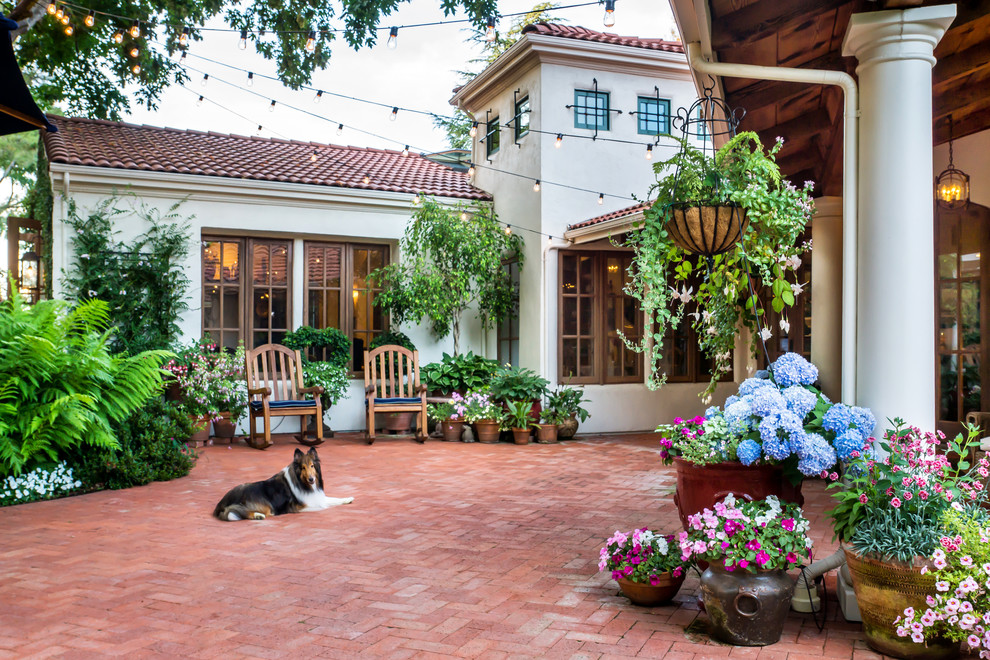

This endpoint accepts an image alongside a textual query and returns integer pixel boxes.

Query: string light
[390,107,398,121]
[603,0,616,27]
[129,19,140,38]
[412,193,420,204]
[469,121,478,138]
[196,95,204,106]
[305,30,316,52]
[55,5,64,20]
[129,45,140,58]
[362,174,371,185]
[485,17,496,42]
[201,73,209,86]
[387,26,398,49]
[132,63,140,74]
[84,10,95,27]
[402,145,409,156]
[467,163,476,177]
[533,179,541,192]
[64,24,74,36]
[555,133,563,148]
[179,26,189,46]
[336,123,343,135]
[310,149,318,162]
[112,28,123,43]
[60,10,70,25]
[598,193,604,204]
[269,99,276,112]
[504,225,512,235]
[314,90,323,103]
[47,2,57,15]
[246,71,254,86]
[645,144,653,159]
[238,28,247,49]
[256,124,263,135]
[460,211,468,221]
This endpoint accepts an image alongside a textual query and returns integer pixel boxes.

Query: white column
[842,5,955,430]
[810,196,843,403]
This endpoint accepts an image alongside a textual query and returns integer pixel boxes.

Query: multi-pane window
[573,90,610,131]
[559,251,641,384]
[250,240,291,348]
[486,116,500,156]
[497,259,521,367]
[302,242,388,372]
[202,238,242,350]
[637,96,671,136]
[514,97,530,139]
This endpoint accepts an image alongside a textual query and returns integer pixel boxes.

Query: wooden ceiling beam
[934,41,990,86]
[933,102,990,145]
[755,108,833,147]
[950,0,990,28]
[776,148,821,177]
[710,0,850,51]
[934,83,990,119]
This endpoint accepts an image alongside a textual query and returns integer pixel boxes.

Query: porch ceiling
[705,0,990,197]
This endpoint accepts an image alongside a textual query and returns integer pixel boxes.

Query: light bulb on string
[314,90,323,103]
[387,26,398,49]
[469,121,478,138]
[238,28,248,49]
[598,193,604,205]
[47,2,57,15]
[533,179,541,192]
[269,100,276,112]
[460,211,468,221]
[402,145,409,157]
[64,24,74,36]
[60,10,70,25]
[112,29,123,43]
[179,26,189,46]
[336,123,344,136]
[247,71,254,86]
[201,73,209,86]
[131,63,141,75]
[256,125,263,135]
[196,95,204,106]
[362,174,371,185]
[467,163,476,177]
[485,18,496,42]
[603,0,616,27]
[390,107,398,121]
[310,149,318,163]
[55,5,64,20]
[412,193,420,205]
[555,133,562,148]
[129,19,140,38]
[504,225,512,235]
[305,30,316,52]
[84,10,95,27]
[129,45,140,58]
[645,144,653,159]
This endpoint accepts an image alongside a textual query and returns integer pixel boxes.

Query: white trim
[563,211,644,244]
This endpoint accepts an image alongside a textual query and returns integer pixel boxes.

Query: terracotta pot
[187,415,210,447]
[511,427,531,445]
[844,548,959,659]
[212,412,236,438]
[473,420,500,443]
[672,458,803,531]
[700,561,795,646]
[384,411,415,432]
[557,414,579,440]
[617,572,685,607]
[441,419,465,442]
[668,202,748,257]
[536,424,558,443]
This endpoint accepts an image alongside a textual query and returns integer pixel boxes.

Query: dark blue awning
[0,16,57,135]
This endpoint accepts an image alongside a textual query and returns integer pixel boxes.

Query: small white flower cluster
[1,463,83,506]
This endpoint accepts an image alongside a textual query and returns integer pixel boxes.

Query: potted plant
[282,326,351,366]
[659,351,873,530]
[546,386,590,439]
[164,340,247,446]
[463,390,501,443]
[301,361,351,437]
[535,407,567,444]
[625,132,815,396]
[502,400,534,445]
[828,420,985,659]
[490,366,549,417]
[421,351,499,396]
[598,528,687,607]
[369,330,417,432]
[208,345,247,441]
[679,495,812,646]
[428,395,466,442]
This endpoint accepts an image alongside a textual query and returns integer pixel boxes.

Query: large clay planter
[511,427,531,445]
[668,202,748,257]
[617,572,685,607]
[187,415,210,447]
[441,419,465,442]
[473,420,500,443]
[700,561,795,646]
[536,424,558,443]
[212,412,236,439]
[844,548,959,659]
[384,411,415,433]
[557,414,579,440]
[672,458,803,530]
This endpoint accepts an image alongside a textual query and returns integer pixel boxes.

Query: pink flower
[738,559,749,569]
[755,551,771,566]
[859,494,868,504]
[891,497,902,508]
[786,552,798,564]
[781,518,795,531]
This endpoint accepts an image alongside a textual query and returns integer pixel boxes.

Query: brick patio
[0,433,893,659]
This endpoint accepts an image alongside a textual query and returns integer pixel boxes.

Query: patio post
[842,5,956,430]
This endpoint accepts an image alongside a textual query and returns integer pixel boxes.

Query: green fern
[0,290,168,477]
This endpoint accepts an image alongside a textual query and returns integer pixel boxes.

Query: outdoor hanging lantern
[936,116,969,210]
[20,249,40,292]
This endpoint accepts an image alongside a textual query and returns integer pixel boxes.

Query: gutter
[684,42,860,404]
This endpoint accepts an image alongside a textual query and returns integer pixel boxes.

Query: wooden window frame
[247,239,293,349]
[497,258,521,367]
[202,236,245,349]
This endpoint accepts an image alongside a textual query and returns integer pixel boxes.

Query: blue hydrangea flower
[737,439,762,466]
[758,410,803,446]
[781,385,817,419]
[771,352,819,388]
[724,395,740,408]
[834,429,865,462]
[724,398,755,434]
[796,433,837,476]
[738,377,775,397]
[762,434,792,461]
[705,406,722,418]
[851,406,876,437]
[822,403,855,435]
[749,387,787,418]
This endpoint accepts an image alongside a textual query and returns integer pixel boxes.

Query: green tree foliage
[370,197,522,354]
[62,196,192,354]
[0,290,169,477]
[8,0,497,120]
[0,131,38,217]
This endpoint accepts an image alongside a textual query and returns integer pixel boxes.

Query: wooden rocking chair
[364,344,427,444]
[245,343,324,450]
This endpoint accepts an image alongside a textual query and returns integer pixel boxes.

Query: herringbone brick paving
[0,433,892,659]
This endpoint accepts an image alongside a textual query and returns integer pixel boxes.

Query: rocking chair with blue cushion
[364,344,427,444]
[245,343,324,450]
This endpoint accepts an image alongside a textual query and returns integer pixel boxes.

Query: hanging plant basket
[666,202,748,257]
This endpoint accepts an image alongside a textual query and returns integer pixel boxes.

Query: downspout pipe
[684,42,859,404]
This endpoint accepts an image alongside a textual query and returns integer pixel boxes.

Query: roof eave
[564,211,645,244]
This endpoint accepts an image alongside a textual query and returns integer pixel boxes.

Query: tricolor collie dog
[213,447,353,521]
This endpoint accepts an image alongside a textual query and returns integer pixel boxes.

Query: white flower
[779,319,791,333]
[88,290,97,297]
[759,327,773,341]
[80,253,90,259]
[785,255,802,271]
[790,281,805,297]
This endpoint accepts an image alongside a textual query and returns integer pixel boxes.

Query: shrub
[421,351,499,395]
[490,365,549,403]
[1,462,84,506]
[0,292,168,477]
[282,326,350,367]
[369,330,415,352]
[302,361,351,411]
[69,398,197,490]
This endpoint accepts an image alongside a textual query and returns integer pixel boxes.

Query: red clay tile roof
[43,115,490,201]
[522,23,684,53]
[568,202,651,231]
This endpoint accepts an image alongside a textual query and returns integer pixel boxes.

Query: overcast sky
[124,0,677,154]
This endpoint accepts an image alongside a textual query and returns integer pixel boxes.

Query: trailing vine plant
[62,195,192,355]
[625,132,815,398]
